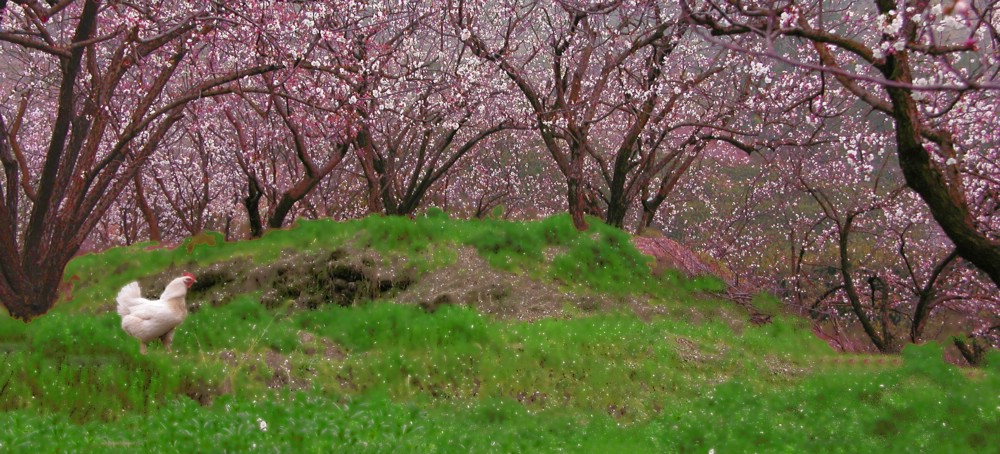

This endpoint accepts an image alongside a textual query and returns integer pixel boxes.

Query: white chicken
[116,273,197,354]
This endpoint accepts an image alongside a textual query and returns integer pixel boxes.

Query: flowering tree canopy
[0,1,296,319]
[679,0,1000,287]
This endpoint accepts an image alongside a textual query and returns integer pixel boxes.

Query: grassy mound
[1,214,996,451]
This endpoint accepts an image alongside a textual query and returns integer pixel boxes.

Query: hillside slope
[0,214,996,451]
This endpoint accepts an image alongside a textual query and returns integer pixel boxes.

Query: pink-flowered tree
[145,121,245,240]
[156,1,360,239]
[680,0,1000,289]
[208,83,352,238]
[789,146,995,360]
[450,0,767,231]
[427,130,566,219]
[0,1,315,319]
[670,110,997,360]
[343,2,520,217]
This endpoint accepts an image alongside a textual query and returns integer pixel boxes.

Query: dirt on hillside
[139,244,659,321]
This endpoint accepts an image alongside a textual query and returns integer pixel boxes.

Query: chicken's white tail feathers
[116,282,143,316]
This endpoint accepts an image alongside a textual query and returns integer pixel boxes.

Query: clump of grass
[349,214,665,296]
[465,219,549,271]
[1,345,996,452]
[2,293,825,425]
[290,302,826,418]
[296,301,497,353]
[178,295,299,354]
[646,342,1000,452]
[0,312,222,422]
[548,221,652,294]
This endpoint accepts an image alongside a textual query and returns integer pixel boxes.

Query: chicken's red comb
[183,272,197,281]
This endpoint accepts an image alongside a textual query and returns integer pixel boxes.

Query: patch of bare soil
[146,243,654,321]
[397,247,609,321]
[146,246,416,311]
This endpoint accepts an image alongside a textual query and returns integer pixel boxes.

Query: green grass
[1,215,997,451]
[0,312,223,422]
[1,344,996,452]
[60,214,698,312]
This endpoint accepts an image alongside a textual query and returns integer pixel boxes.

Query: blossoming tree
[680,0,1000,287]
[0,0,307,319]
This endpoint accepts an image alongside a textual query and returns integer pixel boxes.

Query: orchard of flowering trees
[0,0,996,360]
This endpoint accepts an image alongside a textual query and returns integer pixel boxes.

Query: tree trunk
[909,250,957,343]
[606,142,635,228]
[267,143,349,230]
[0,115,19,228]
[839,218,897,353]
[245,178,264,238]
[353,126,385,214]
[639,196,666,231]
[4,282,59,321]
[635,151,698,232]
[891,105,1000,289]
[2,253,63,321]
[953,336,987,367]
[378,169,401,216]
[133,171,161,242]
[605,186,628,229]
[910,294,934,344]
[268,194,296,230]
[567,176,589,231]
[223,211,234,241]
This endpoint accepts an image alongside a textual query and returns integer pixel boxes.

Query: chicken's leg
[161,329,176,352]
[140,342,148,355]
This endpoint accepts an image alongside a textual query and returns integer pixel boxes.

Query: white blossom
[937,16,966,32]
[749,61,770,77]
[878,11,904,36]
